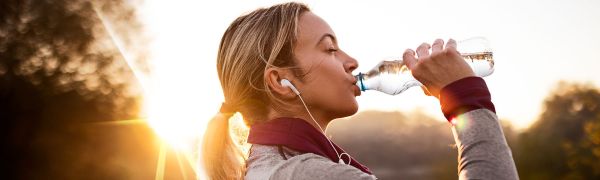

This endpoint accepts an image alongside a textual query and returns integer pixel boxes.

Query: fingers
[404,38,456,70]
[431,39,444,53]
[416,43,431,58]
[403,49,417,69]
[445,38,457,50]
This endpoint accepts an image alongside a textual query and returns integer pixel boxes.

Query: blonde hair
[201,2,309,180]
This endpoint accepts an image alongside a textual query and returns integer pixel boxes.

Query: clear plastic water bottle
[355,37,494,95]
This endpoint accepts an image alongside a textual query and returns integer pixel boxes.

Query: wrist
[439,76,495,121]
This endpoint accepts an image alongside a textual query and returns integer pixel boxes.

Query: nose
[342,51,358,73]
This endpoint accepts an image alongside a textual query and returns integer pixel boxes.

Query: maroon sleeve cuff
[439,76,496,121]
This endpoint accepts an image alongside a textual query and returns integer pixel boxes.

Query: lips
[353,85,361,96]
[351,76,360,96]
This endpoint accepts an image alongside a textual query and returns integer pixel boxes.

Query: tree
[515,82,600,179]
[0,0,161,179]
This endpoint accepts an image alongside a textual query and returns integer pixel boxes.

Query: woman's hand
[403,39,475,98]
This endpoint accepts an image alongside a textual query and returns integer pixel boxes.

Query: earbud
[280,79,300,95]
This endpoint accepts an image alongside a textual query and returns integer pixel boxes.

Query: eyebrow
[317,33,337,46]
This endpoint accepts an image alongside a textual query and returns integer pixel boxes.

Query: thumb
[403,49,417,70]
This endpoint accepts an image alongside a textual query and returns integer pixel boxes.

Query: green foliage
[515,82,600,179]
[0,0,154,179]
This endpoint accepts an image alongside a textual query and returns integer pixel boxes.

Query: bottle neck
[354,70,423,95]
[356,73,368,92]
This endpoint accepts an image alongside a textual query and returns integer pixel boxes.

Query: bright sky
[133,0,600,178]
[139,0,600,131]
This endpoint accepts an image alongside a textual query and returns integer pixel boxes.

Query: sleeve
[439,77,519,180]
[451,109,519,180]
[269,153,377,180]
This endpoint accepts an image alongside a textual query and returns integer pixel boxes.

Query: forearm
[451,109,518,180]
[439,77,518,180]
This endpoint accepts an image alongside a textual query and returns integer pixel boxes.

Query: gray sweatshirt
[244,109,519,180]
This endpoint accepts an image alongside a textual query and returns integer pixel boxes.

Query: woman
[202,2,518,180]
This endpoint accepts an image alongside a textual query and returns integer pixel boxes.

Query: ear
[265,68,297,99]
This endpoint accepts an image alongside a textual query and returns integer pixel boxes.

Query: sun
[95,4,222,179]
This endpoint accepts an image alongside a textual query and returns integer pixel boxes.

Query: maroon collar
[247,117,372,174]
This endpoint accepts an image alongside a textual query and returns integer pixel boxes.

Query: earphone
[280,79,351,165]
[280,79,300,95]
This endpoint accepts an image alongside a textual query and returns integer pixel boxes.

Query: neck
[299,110,330,133]
[267,101,332,134]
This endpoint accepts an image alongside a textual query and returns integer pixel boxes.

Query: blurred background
[1,0,599,179]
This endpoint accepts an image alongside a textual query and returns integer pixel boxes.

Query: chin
[336,101,359,118]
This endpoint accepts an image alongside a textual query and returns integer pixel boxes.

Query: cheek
[313,61,345,90]
[311,61,358,114]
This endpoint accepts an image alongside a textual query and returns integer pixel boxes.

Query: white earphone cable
[297,94,349,165]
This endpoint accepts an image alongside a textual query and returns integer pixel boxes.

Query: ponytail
[205,2,310,179]
[201,112,246,180]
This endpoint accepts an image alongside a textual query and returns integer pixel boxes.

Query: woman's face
[291,11,360,120]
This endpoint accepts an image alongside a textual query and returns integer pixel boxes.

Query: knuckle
[430,51,444,61]
[414,61,428,71]
[412,70,423,78]
[443,49,454,56]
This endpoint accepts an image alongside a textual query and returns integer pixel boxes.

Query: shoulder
[245,144,377,180]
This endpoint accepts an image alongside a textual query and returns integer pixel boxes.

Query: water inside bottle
[461,52,494,77]
[356,51,494,95]
[359,60,423,95]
